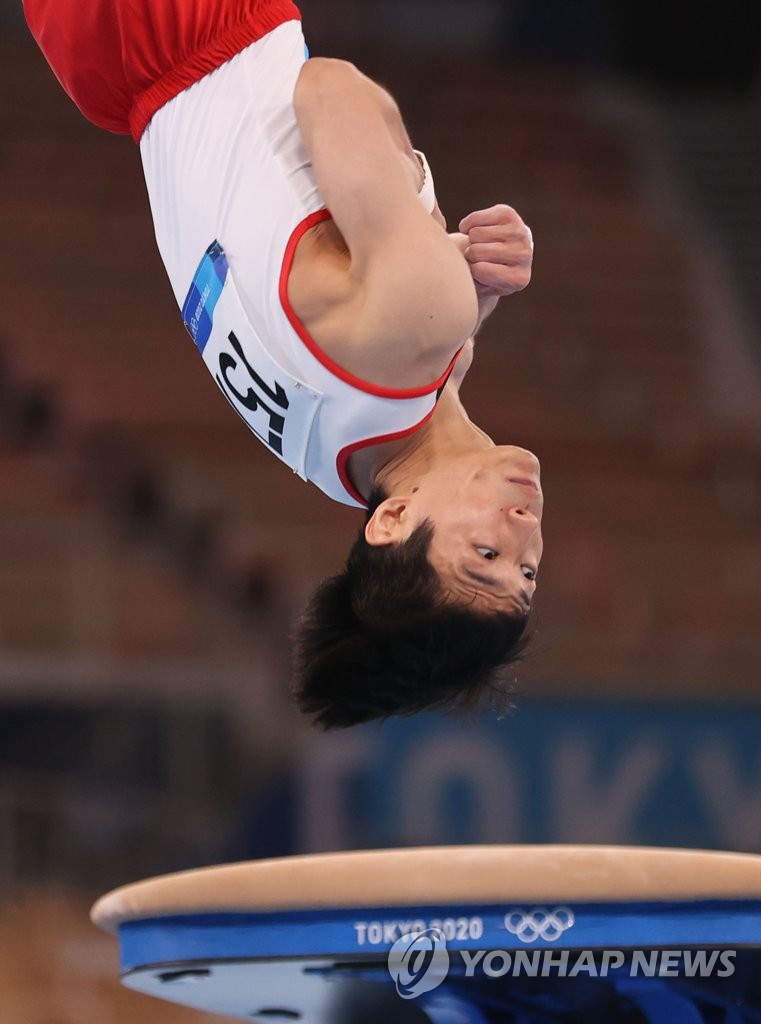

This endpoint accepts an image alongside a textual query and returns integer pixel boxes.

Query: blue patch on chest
[182,241,229,354]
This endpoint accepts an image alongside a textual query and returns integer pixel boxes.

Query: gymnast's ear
[364,496,412,546]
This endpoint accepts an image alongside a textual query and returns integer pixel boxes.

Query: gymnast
[24,0,542,728]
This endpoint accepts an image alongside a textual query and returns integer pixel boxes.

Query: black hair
[292,488,531,729]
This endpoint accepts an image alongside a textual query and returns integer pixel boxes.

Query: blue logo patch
[182,241,229,354]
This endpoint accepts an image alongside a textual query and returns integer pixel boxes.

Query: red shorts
[23,0,301,142]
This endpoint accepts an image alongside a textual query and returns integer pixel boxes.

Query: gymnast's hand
[457,204,533,298]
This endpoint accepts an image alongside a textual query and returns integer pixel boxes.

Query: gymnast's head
[294,446,542,728]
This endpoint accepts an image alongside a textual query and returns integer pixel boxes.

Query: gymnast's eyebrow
[465,569,532,613]
[465,568,499,588]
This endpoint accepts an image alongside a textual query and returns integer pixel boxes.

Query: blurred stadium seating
[1,32,758,706]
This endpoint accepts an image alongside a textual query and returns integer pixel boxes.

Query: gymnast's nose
[507,506,541,533]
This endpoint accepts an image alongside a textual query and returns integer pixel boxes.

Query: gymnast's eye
[476,547,497,560]
[522,566,537,581]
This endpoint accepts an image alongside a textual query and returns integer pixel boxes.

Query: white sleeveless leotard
[139,20,453,508]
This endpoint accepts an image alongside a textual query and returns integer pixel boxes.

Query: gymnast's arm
[293,58,478,360]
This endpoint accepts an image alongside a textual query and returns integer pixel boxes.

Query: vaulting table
[92,845,761,1023]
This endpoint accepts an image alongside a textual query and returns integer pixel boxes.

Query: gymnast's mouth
[508,477,540,491]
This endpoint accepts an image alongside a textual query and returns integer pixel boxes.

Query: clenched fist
[456,204,533,298]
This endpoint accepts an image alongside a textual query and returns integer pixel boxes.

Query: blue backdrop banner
[295,700,761,854]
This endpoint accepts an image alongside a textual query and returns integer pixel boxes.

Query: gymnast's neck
[350,385,496,499]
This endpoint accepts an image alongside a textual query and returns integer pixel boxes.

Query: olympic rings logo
[503,907,575,943]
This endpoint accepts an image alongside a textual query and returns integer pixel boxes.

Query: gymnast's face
[370,446,544,614]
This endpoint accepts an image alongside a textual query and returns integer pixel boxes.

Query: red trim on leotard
[279,211,462,399]
[336,406,439,507]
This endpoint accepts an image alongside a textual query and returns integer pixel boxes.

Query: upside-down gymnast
[24,0,542,729]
